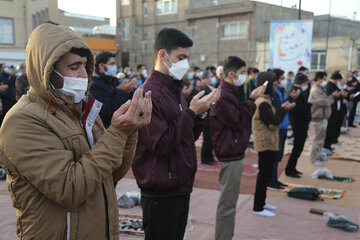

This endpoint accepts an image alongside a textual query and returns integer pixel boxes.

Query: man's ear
[99,63,106,72]
[157,49,166,62]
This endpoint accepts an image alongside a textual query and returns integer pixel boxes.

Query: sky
[57,0,360,26]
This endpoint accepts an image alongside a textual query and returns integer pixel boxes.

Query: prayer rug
[119,214,144,238]
[268,183,345,199]
[197,162,259,176]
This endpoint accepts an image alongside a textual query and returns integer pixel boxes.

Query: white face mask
[279,80,287,88]
[53,69,88,103]
[105,65,117,77]
[233,73,247,86]
[320,80,327,87]
[142,69,148,78]
[301,85,308,91]
[163,51,189,80]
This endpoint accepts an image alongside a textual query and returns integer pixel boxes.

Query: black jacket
[289,86,311,129]
[90,71,130,128]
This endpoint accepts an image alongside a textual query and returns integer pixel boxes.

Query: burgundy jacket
[210,81,256,161]
[132,70,204,197]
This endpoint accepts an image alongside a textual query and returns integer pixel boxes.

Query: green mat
[331,176,353,183]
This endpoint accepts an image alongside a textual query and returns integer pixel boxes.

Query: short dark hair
[137,64,144,70]
[70,48,88,58]
[314,71,326,81]
[331,71,343,80]
[194,66,200,71]
[294,73,308,85]
[253,68,259,74]
[223,56,246,76]
[272,68,285,81]
[20,63,25,70]
[247,67,253,75]
[288,71,294,76]
[0,63,4,68]
[298,66,308,72]
[95,51,115,71]
[154,28,193,59]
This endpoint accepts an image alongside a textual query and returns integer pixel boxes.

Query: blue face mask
[211,76,217,86]
[254,75,258,80]
[291,76,295,83]
[187,72,194,80]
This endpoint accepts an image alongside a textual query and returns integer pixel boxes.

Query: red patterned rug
[197,161,259,176]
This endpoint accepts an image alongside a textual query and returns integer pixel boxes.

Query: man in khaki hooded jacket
[0,23,152,239]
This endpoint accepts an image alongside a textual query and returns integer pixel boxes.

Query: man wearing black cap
[285,73,311,178]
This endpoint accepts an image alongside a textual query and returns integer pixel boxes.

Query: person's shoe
[294,169,303,175]
[288,137,294,145]
[277,181,288,187]
[348,124,357,128]
[312,160,323,167]
[286,172,301,178]
[253,209,276,217]
[322,148,333,156]
[264,203,277,210]
[320,153,328,161]
[268,183,284,190]
[334,142,342,146]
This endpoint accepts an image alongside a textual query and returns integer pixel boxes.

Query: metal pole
[325,0,332,59]
[298,0,301,20]
[348,34,354,71]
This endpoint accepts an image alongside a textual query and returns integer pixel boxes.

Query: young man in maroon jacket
[210,56,265,240]
[132,28,220,240]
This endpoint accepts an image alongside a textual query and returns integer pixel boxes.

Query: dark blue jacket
[90,71,129,128]
[0,72,16,117]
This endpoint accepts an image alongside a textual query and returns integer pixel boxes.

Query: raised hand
[181,84,193,98]
[289,89,301,99]
[111,88,152,134]
[189,88,220,115]
[249,85,266,100]
[281,100,296,111]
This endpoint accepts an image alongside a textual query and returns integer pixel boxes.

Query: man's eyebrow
[67,61,87,67]
[177,54,189,59]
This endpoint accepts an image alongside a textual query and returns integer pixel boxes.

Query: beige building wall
[255,35,360,75]
[116,0,313,70]
[0,0,58,65]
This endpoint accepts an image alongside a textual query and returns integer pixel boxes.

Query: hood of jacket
[26,23,94,107]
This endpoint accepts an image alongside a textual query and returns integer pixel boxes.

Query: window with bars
[121,18,130,40]
[0,18,14,44]
[220,21,248,39]
[311,50,327,70]
[156,0,177,15]
[143,2,148,17]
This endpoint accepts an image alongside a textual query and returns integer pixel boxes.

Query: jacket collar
[221,80,240,98]
[148,69,180,90]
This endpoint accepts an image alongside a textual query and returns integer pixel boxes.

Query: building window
[121,0,130,5]
[143,2,148,17]
[220,21,248,39]
[156,0,178,15]
[142,41,148,53]
[0,18,14,44]
[188,26,196,39]
[357,49,360,69]
[133,18,137,35]
[311,50,327,70]
[121,18,130,40]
